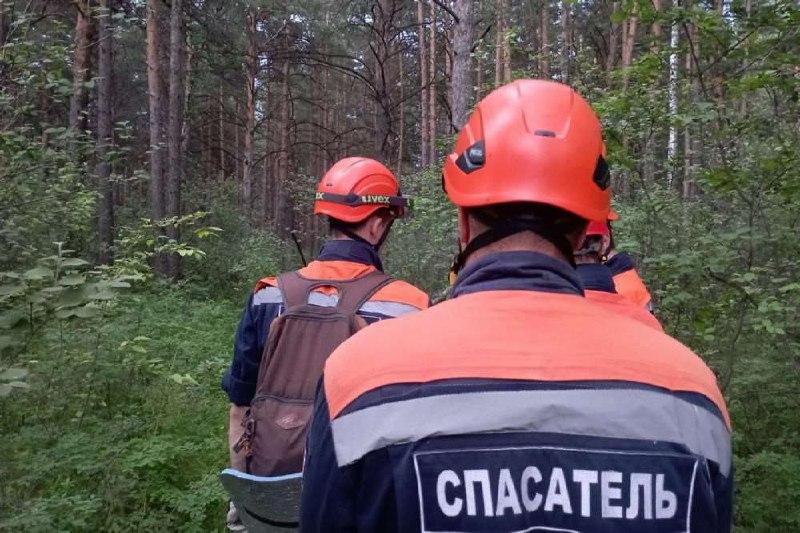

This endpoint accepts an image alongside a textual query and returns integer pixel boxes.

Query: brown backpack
[240,269,392,476]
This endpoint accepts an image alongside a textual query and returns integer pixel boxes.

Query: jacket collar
[317,239,383,271]
[451,251,584,298]
[576,264,617,293]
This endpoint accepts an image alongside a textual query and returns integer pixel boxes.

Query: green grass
[0,288,240,531]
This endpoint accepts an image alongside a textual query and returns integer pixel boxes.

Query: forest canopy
[1,0,799,530]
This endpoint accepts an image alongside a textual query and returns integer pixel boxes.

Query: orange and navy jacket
[301,251,732,532]
[578,263,663,331]
[221,239,429,406]
[607,252,654,309]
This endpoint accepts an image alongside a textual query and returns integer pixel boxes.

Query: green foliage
[0,290,237,531]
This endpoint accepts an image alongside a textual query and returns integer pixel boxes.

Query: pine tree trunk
[218,89,225,179]
[451,0,474,131]
[274,49,292,238]
[560,0,570,82]
[621,8,638,88]
[427,0,437,163]
[417,0,429,167]
[666,23,679,188]
[0,3,7,46]
[397,52,405,172]
[494,1,504,87]
[606,2,619,74]
[242,7,257,217]
[96,0,114,264]
[166,0,186,279]
[146,0,168,275]
[539,0,549,77]
[69,0,94,132]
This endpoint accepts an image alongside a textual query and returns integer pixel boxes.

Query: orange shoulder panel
[253,261,428,306]
[324,291,729,427]
[254,276,278,292]
[584,290,662,331]
[613,269,652,307]
[372,280,430,309]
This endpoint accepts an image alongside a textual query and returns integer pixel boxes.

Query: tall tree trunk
[274,48,292,238]
[451,0,474,130]
[417,0,429,167]
[146,0,167,275]
[621,7,638,88]
[427,0,437,163]
[606,2,619,74]
[217,88,225,179]
[397,52,405,172]
[494,0,504,86]
[560,0,570,82]
[241,7,257,216]
[539,0,549,77]
[96,0,114,264]
[0,2,8,46]
[69,0,94,132]
[666,23,679,188]
[166,0,186,278]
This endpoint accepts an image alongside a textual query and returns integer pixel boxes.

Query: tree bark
[146,0,167,275]
[217,89,225,179]
[0,2,7,46]
[417,0,429,167]
[69,0,94,132]
[96,0,114,264]
[427,0,437,163]
[560,0,570,82]
[539,0,549,77]
[494,0,504,86]
[621,7,638,88]
[241,6,257,216]
[166,0,186,278]
[606,2,619,73]
[274,44,292,238]
[450,0,474,131]
[666,23,679,187]
[397,52,405,172]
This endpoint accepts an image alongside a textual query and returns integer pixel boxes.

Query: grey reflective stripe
[359,300,420,317]
[252,286,283,306]
[252,287,418,317]
[330,388,731,476]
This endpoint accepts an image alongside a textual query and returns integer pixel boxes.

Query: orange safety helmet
[314,157,410,223]
[442,79,610,222]
[586,220,611,237]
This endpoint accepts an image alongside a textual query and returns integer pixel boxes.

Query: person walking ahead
[301,81,732,532]
[222,157,428,529]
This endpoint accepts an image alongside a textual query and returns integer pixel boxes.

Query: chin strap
[452,213,577,276]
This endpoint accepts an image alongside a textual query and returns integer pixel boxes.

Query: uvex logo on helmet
[442,79,611,222]
[314,157,411,223]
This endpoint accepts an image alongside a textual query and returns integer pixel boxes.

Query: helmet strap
[452,212,577,275]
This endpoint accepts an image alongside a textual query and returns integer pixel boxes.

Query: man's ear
[457,208,470,247]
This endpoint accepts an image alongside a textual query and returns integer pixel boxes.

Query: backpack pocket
[248,394,313,476]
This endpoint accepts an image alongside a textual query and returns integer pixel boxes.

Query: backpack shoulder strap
[277,272,332,310]
[335,271,393,315]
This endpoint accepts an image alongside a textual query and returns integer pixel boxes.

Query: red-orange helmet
[314,157,410,223]
[442,79,610,221]
[586,220,611,237]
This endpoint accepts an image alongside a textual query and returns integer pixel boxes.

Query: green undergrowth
[0,288,239,531]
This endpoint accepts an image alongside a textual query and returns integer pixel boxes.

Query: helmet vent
[593,156,610,190]
[534,129,556,137]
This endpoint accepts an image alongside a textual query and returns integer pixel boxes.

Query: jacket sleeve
[300,383,358,532]
[221,293,279,406]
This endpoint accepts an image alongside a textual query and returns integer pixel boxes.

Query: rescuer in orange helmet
[301,80,732,532]
[221,157,428,531]
[576,220,662,330]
